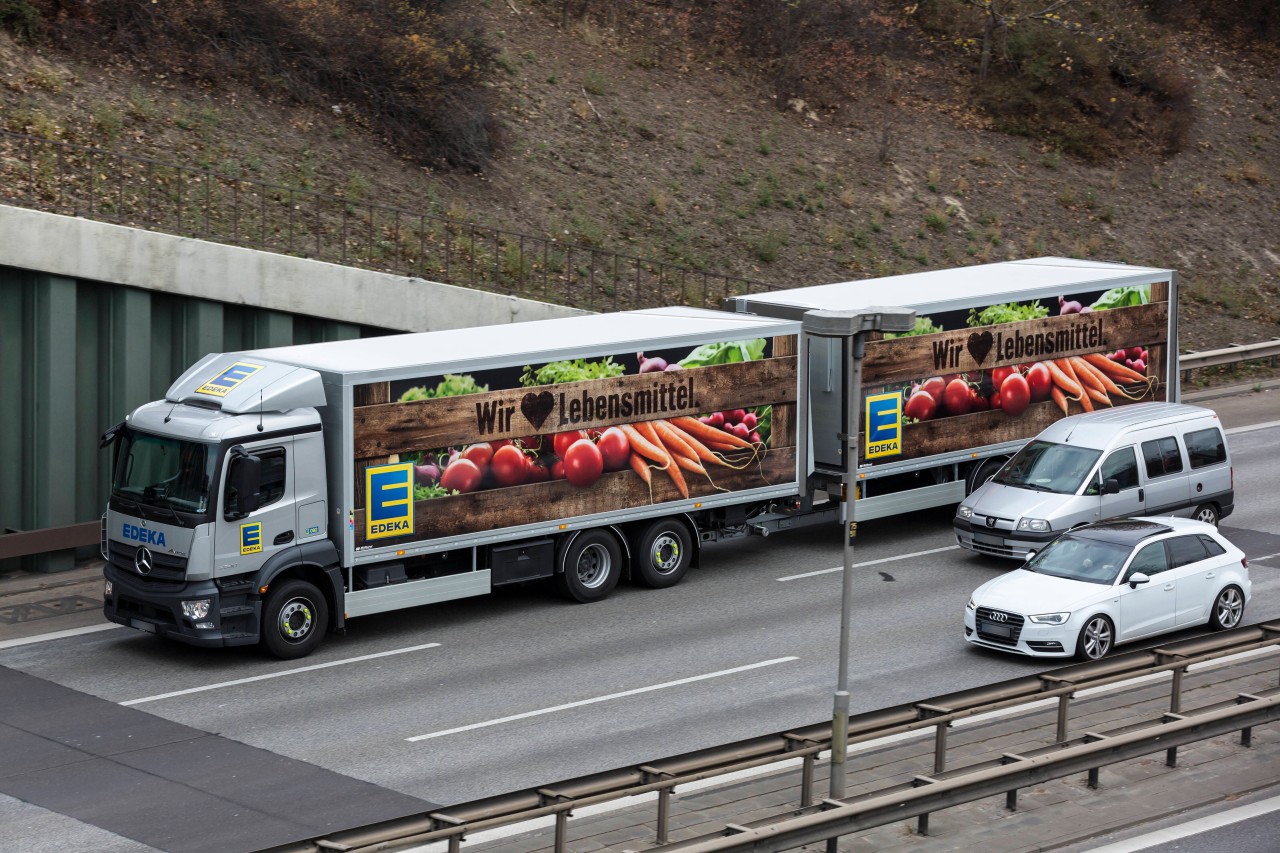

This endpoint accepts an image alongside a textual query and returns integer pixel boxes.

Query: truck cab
[102,356,340,657]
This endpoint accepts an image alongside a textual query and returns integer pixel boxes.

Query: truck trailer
[101,257,1178,658]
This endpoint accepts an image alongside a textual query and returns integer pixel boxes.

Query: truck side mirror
[1103,478,1120,495]
[226,447,262,518]
[99,422,124,449]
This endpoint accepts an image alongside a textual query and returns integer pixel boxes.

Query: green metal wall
[0,266,383,572]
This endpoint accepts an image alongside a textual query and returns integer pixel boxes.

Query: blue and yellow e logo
[240,522,263,555]
[864,392,902,460]
[197,361,265,398]
[366,462,414,540]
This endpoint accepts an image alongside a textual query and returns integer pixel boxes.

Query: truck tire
[967,456,1007,495]
[556,530,621,603]
[261,579,329,659]
[632,519,692,589]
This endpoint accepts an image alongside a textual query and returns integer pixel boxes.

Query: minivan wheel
[1075,615,1114,661]
[1209,585,1245,630]
[1192,503,1220,526]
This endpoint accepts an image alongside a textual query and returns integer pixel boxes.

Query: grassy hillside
[1,1,1276,384]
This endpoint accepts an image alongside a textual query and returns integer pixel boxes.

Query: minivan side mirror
[1103,478,1120,495]
[1127,572,1150,588]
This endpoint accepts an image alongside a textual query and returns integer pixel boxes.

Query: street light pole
[800,308,915,853]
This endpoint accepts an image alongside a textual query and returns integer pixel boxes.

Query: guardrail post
[537,789,572,853]
[1001,754,1025,811]
[641,766,676,845]
[916,703,953,774]
[1238,694,1261,746]
[1162,713,1187,766]
[1083,732,1107,788]
[911,776,936,836]
[784,735,821,808]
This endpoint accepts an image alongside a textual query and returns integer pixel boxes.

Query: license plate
[981,621,1012,638]
[130,619,157,634]
[974,532,1003,546]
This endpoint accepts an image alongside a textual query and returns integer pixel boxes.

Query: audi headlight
[957,505,973,519]
[966,597,977,611]
[1017,518,1050,532]
[181,598,211,620]
[1028,612,1070,625]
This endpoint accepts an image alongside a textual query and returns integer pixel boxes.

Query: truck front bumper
[103,563,260,648]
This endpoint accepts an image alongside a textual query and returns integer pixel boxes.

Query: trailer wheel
[261,579,329,659]
[632,519,692,589]
[967,456,1007,496]
[557,530,621,603]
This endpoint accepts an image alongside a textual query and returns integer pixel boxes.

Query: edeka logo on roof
[864,392,902,460]
[196,361,265,398]
[365,462,414,541]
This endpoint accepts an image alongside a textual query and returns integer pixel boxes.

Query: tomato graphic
[904,390,936,422]
[491,444,529,487]
[440,458,482,493]
[563,439,604,487]
[942,378,971,416]
[1024,362,1052,402]
[1000,372,1031,417]
[596,426,630,471]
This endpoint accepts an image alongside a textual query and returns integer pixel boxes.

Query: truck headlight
[104,579,113,597]
[1017,518,1050,532]
[181,599,211,620]
[1028,612,1070,625]
[957,505,973,519]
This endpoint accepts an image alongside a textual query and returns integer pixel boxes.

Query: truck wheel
[633,520,692,589]
[967,456,1007,495]
[557,530,621,603]
[1192,503,1220,526]
[261,579,328,659]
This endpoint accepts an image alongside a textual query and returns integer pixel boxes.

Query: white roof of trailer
[242,306,798,382]
[734,257,1172,317]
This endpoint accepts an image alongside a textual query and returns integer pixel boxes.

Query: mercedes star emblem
[135,547,154,575]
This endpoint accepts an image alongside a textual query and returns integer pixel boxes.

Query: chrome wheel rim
[1081,617,1112,659]
[575,543,612,590]
[1194,506,1218,525]
[1216,588,1243,628]
[278,597,314,643]
[650,533,682,576]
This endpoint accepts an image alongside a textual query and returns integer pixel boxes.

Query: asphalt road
[2,392,1277,818]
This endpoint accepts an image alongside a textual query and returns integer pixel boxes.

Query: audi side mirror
[1127,572,1150,589]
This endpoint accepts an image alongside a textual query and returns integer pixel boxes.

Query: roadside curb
[1183,378,1280,403]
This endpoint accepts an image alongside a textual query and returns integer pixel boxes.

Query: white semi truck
[101,258,1177,657]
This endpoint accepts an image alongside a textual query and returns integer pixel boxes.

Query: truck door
[214,441,295,578]
[1140,436,1190,516]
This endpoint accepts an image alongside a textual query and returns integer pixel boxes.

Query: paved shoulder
[0,665,436,853]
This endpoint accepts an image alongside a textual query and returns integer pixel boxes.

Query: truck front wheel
[261,579,329,659]
[632,520,692,589]
[557,530,621,603]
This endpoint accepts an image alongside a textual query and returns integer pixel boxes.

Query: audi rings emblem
[134,547,154,575]
[986,611,1009,622]
[986,516,998,528]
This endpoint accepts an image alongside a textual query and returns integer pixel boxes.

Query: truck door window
[1184,428,1227,469]
[1141,437,1183,478]
[225,447,287,512]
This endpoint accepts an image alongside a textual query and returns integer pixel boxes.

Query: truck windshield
[112,429,215,514]
[993,440,1102,495]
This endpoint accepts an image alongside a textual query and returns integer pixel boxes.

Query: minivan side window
[1184,427,1227,469]
[1099,447,1139,491]
[1166,535,1209,569]
[1141,437,1184,478]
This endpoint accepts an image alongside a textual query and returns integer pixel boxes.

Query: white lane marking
[121,642,441,705]
[777,546,959,581]
[1226,418,1280,435]
[1084,793,1280,853]
[405,645,1280,851]
[405,657,800,742]
[0,623,121,650]
[1249,550,1280,564]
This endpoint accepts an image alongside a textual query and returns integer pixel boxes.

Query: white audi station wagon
[964,517,1250,661]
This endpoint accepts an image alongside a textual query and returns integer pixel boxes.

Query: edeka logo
[864,392,902,460]
[196,361,265,398]
[122,523,166,548]
[240,521,263,555]
[365,462,414,541]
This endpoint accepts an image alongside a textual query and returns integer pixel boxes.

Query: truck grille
[108,540,188,585]
[975,607,1024,645]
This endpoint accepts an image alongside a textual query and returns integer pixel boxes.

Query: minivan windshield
[993,440,1102,495]
[1023,534,1130,584]
[112,428,215,514]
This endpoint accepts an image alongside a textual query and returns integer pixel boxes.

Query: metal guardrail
[1180,339,1280,379]
[0,130,761,312]
[264,622,1280,853]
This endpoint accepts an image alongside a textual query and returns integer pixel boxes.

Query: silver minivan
[954,403,1233,559]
